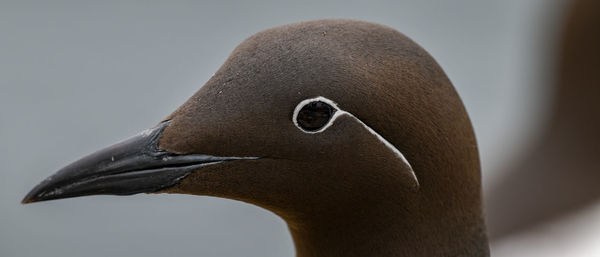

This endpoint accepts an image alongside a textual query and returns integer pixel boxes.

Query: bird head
[23,20,485,255]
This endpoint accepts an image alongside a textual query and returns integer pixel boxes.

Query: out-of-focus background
[2,0,598,256]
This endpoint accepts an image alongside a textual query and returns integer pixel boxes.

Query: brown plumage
[23,20,489,256]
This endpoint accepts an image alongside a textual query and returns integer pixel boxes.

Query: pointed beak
[22,121,258,204]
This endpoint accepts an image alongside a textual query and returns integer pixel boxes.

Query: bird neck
[284,196,489,257]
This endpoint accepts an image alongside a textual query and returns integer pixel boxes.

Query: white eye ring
[291,96,418,186]
[292,97,346,134]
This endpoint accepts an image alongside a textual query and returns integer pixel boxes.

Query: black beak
[22,121,257,204]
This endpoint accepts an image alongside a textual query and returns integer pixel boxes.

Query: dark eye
[296,101,335,131]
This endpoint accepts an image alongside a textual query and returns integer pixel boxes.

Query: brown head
[23,20,488,256]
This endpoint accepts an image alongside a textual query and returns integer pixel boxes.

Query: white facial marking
[292,96,346,134]
[349,116,419,186]
[293,96,419,186]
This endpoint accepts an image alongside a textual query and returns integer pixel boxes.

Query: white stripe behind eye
[293,96,419,186]
[348,115,419,186]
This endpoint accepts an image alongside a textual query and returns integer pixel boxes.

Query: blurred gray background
[3,0,595,256]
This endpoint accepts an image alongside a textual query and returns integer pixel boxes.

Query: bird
[22,19,490,257]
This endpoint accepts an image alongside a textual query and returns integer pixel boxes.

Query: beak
[22,121,257,204]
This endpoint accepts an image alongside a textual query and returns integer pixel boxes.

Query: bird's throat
[285,200,489,257]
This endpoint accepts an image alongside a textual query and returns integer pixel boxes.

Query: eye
[294,100,336,132]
